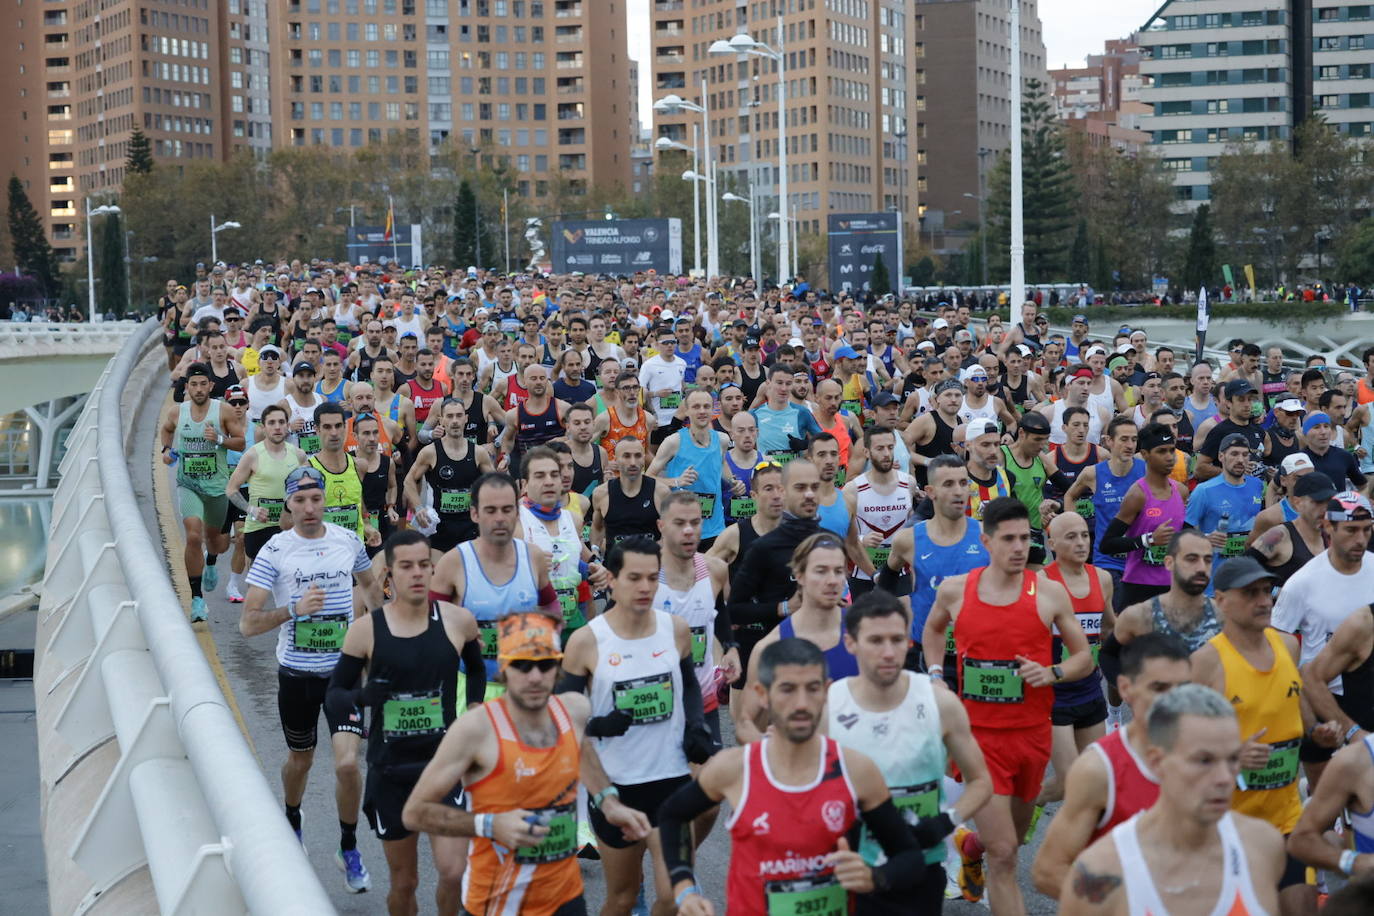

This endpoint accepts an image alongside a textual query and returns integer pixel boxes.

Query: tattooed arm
[1058,841,1125,915]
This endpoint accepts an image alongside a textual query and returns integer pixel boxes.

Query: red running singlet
[1087,728,1160,844]
[955,567,1054,730]
[725,736,860,916]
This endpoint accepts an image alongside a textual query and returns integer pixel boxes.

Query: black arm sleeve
[1045,470,1076,495]
[1098,517,1138,557]
[326,652,366,722]
[876,563,912,596]
[1349,453,1368,488]
[680,657,706,733]
[658,779,717,885]
[1098,630,1124,686]
[726,541,781,632]
[712,592,735,647]
[555,671,590,694]
[461,638,487,707]
[859,799,929,892]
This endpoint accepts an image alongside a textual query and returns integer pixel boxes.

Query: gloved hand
[683,724,719,764]
[911,811,956,848]
[357,672,393,708]
[586,709,634,738]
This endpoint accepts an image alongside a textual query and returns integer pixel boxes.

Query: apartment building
[914,0,1049,230]
[0,0,632,260]
[1139,0,1374,208]
[647,0,919,244]
[1049,36,1151,152]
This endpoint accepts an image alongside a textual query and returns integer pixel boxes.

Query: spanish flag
[384,198,395,241]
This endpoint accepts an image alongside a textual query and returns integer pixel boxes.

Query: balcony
[557,102,584,120]
[554,1,582,17]
[654,0,683,9]
[50,203,76,218]
[655,24,684,38]
[557,78,585,94]
[52,227,75,241]
[657,47,686,64]
[556,28,583,43]
[555,54,584,69]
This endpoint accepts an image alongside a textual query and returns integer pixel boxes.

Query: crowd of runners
[152,259,1374,915]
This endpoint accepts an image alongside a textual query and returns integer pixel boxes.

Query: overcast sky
[628,0,1163,126]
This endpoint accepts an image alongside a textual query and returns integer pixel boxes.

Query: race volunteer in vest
[226,403,307,561]
[401,611,651,916]
[1031,633,1192,899]
[922,497,1094,916]
[308,402,374,544]
[239,465,385,894]
[649,388,743,547]
[404,397,493,557]
[1190,555,1341,915]
[1060,417,1144,612]
[752,365,823,462]
[660,638,930,916]
[160,362,247,622]
[843,427,913,598]
[429,472,563,699]
[1097,422,1187,608]
[558,537,715,916]
[325,530,486,914]
[829,591,994,915]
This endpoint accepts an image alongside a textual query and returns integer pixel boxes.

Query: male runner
[1289,722,1374,880]
[1000,413,1055,568]
[830,591,994,914]
[559,537,714,916]
[1060,418,1143,611]
[346,319,392,383]
[406,348,448,425]
[502,362,568,476]
[906,379,964,488]
[226,403,307,562]
[922,497,1094,915]
[649,389,740,545]
[562,402,609,497]
[401,611,652,916]
[1186,433,1266,582]
[281,360,325,456]
[1059,684,1285,915]
[1099,423,1187,607]
[660,638,930,916]
[404,398,493,557]
[1032,634,1192,898]
[590,436,670,549]
[843,427,913,597]
[325,531,486,915]
[751,366,823,461]
[309,402,373,544]
[706,459,783,572]
[239,465,385,893]
[1242,472,1334,587]
[160,363,246,621]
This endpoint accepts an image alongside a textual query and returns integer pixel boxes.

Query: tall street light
[1008,0,1026,309]
[210,214,241,265]
[654,86,718,278]
[710,20,788,283]
[722,190,759,288]
[85,199,120,322]
[766,211,797,282]
[656,133,702,276]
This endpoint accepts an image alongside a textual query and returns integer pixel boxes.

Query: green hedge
[1012,302,1348,326]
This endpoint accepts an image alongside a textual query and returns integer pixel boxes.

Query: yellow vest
[1211,628,1303,834]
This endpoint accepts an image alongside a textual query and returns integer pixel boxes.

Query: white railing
[34,320,332,915]
[0,321,140,360]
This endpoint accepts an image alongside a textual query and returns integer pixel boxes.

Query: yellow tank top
[310,454,365,539]
[1211,628,1303,834]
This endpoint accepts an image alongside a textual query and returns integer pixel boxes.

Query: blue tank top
[457,540,539,677]
[676,343,703,383]
[666,427,725,539]
[909,519,989,640]
[779,615,858,679]
[316,377,348,404]
[817,489,851,538]
[1280,498,1299,523]
[1091,457,1146,573]
[723,449,757,523]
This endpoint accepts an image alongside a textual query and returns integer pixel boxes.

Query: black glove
[683,724,718,764]
[911,811,956,849]
[357,672,393,708]
[586,709,634,738]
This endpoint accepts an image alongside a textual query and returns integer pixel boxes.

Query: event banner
[347,224,424,266]
[827,212,903,292]
[551,219,683,275]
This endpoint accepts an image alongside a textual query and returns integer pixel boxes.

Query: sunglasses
[507,658,560,673]
[227,398,249,407]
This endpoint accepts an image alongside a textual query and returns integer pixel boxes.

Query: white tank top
[588,611,689,785]
[827,672,945,865]
[851,471,913,582]
[958,395,999,425]
[653,555,717,695]
[1087,383,1116,422]
[1050,398,1105,445]
[1113,812,1269,916]
[230,287,255,310]
[286,392,323,451]
[518,503,582,599]
[248,374,286,424]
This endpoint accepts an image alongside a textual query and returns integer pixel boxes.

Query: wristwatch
[1051,665,1065,683]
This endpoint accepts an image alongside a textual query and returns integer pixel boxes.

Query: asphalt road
[129,372,1060,914]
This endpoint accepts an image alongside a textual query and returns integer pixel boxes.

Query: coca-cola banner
[826,212,903,293]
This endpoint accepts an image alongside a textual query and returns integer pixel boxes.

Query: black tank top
[571,444,603,496]
[732,517,761,577]
[427,438,481,539]
[914,411,958,487]
[365,603,460,767]
[393,363,417,387]
[740,363,766,405]
[361,452,390,513]
[1339,606,1374,731]
[513,398,564,474]
[460,390,488,443]
[1048,443,1098,502]
[354,344,388,384]
[1268,520,1321,587]
[606,477,660,544]
[1000,373,1032,412]
[258,302,284,343]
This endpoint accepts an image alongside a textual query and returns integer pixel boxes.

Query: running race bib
[767,450,800,465]
[1075,497,1095,519]
[944,624,956,659]
[961,658,1024,703]
[612,672,674,725]
[514,802,578,864]
[324,505,361,531]
[557,583,584,630]
[696,493,716,517]
[660,393,682,409]
[182,453,217,479]
[479,620,499,659]
[1143,542,1168,566]
[256,497,284,523]
[1222,532,1247,558]
[382,691,445,739]
[729,496,757,518]
[765,875,846,916]
[293,617,347,653]
[439,489,471,513]
[890,780,941,821]
[690,625,708,665]
[297,433,321,454]
[866,546,891,569]
[841,399,862,416]
[1241,738,1300,791]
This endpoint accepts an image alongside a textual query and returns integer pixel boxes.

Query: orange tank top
[345,415,393,454]
[955,568,1054,730]
[464,696,583,916]
[1359,378,1374,406]
[817,410,853,470]
[603,403,649,462]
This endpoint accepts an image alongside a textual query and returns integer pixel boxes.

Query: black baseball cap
[292,360,317,376]
[1293,472,1338,503]
[1225,378,1258,398]
[1213,556,1276,592]
[872,391,900,408]
[1218,432,1252,453]
[184,362,212,380]
[743,337,761,349]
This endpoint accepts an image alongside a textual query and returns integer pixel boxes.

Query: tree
[1338,217,1374,287]
[910,255,936,287]
[1210,140,1308,287]
[97,210,129,316]
[870,253,891,296]
[1068,219,1090,282]
[126,128,154,175]
[453,180,478,267]
[1181,204,1218,292]
[7,175,60,298]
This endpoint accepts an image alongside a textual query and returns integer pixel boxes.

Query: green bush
[955,301,1348,327]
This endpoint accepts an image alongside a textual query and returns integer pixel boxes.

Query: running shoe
[202,564,219,593]
[226,580,244,603]
[336,848,371,893]
[954,826,986,903]
[190,597,208,622]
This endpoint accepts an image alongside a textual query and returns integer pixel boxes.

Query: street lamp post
[722,190,759,287]
[656,134,702,276]
[654,89,718,278]
[766,212,797,281]
[85,199,121,322]
[210,214,241,265]
[124,229,134,312]
[1008,0,1026,309]
[710,19,788,284]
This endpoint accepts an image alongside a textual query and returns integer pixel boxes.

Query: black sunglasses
[507,658,560,673]
[227,398,249,407]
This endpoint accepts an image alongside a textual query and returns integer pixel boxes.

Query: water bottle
[1216,511,1230,560]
